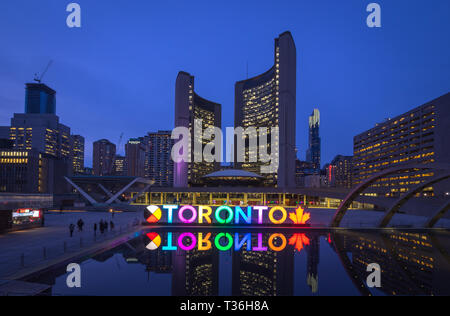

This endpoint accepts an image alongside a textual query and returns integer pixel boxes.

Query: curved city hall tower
[234,31,297,188]
[174,71,221,187]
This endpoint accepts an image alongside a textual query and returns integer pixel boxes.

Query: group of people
[94,220,115,235]
[68,219,85,237]
[68,218,115,237]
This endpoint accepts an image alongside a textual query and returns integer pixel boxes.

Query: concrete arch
[426,200,450,228]
[330,164,448,227]
[378,172,450,227]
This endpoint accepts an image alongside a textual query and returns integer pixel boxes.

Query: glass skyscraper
[25,83,56,114]
[306,109,321,171]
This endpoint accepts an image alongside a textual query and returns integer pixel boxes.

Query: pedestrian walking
[69,223,75,237]
[94,223,97,235]
[110,221,114,230]
[100,220,104,234]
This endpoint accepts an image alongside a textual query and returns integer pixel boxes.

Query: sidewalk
[0,211,142,280]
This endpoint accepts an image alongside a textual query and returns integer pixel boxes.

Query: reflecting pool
[28,229,450,296]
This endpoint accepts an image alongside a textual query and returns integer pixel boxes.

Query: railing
[0,220,142,280]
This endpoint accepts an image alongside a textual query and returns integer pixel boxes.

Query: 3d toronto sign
[144,205,311,226]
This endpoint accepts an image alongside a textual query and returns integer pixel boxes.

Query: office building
[145,131,174,187]
[25,83,56,115]
[113,155,126,176]
[174,71,221,187]
[10,114,71,160]
[71,135,85,174]
[93,139,116,176]
[327,155,353,189]
[306,109,321,170]
[353,93,450,197]
[235,31,297,188]
[125,138,146,177]
[0,148,71,194]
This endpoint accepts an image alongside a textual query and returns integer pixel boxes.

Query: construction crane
[34,60,53,83]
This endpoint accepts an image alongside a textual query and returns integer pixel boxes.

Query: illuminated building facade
[144,131,174,187]
[10,114,71,161]
[93,139,116,176]
[25,83,56,115]
[235,31,296,188]
[327,155,353,189]
[71,135,85,174]
[353,93,450,197]
[0,148,71,194]
[306,109,321,171]
[174,71,221,187]
[125,138,146,177]
[113,155,126,176]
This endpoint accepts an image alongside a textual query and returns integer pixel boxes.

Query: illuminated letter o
[215,206,234,224]
[214,233,233,251]
[268,234,287,252]
[178,205,197,224]
[178,232,197,251]
[269,207,287,224]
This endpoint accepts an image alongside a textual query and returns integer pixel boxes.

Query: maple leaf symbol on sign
[289,234,310,252]
[289,206,311,225]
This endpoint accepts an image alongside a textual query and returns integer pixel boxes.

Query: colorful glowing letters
[145,205,311,226]
[147,231,310,253]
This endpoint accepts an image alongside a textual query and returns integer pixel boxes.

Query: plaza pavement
[0,211,142,280]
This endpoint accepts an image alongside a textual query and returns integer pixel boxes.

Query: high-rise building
[145,131,174,187]
[93,139,116,176]
[234,31,296,188]
[0,148,71,194]
[353,93,450,197]
[174,71,222,187]
[25,83,56,114]
[327,155,353,188]
[71,135,85,174]
[306,109,321,171]
[10,114,71,160]
[125,138,146,177]
[113,155,126,176]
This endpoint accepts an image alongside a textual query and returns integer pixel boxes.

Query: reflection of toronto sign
[145,205,311,226]
[145,232,311,253]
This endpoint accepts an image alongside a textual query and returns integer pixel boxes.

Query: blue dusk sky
[0,0,449,167]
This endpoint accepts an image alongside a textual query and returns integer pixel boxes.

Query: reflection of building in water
[306,236,320,294]
[172,242,219,296]
[338,231,450,296]
[231,234,294,296]
[103,236,174,274]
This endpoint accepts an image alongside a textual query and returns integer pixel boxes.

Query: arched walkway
[378,172,450,227]
[330,164,437,227]
[426,200,450,228]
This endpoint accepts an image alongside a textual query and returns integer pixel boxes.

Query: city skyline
[1,1,449,167]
